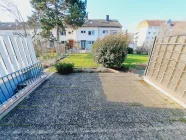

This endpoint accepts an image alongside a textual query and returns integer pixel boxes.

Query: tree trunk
[55,1,60,42]
[56,24,60,42]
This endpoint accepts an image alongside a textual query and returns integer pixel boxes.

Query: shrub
[92,33,128,68]
[55,63,74,74]
[136,46,149,55]
[127,47,134,54]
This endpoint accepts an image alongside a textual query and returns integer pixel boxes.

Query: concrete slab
[100,73,182,109]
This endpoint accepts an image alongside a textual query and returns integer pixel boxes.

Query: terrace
[0,72,186,139]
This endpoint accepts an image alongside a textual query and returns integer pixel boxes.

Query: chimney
[106,15,109,21]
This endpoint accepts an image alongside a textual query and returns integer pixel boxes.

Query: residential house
[0,15,122,50]
[134,20,186,48]
[56,15,122,50]
[133,20,165,47]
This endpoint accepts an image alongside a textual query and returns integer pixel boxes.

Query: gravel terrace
[0,73,186,140]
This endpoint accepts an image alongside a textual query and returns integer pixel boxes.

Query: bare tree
[27,12,40,39]
[0,0,27,34]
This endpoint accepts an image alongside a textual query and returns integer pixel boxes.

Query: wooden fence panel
[145,35,186,107]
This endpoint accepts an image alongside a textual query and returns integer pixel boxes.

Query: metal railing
[0,62,43,105]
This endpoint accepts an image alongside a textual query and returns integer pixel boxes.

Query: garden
[50,53,148,69]
[48,33,149,74]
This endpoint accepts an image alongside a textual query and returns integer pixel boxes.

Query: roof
[0,22,23,30]
[0,19,122,30]
[137,20,186,29]
[82,19,122,28]
[159,21,186,36]
[145,20,166,26]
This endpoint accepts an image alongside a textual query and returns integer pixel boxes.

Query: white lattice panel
[0,32,38,77]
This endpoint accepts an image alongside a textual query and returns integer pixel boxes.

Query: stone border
[73,67,121,73]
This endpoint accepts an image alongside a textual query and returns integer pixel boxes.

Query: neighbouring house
[0,15,122,50]
[133,19,186,48]
[55,15,122,50]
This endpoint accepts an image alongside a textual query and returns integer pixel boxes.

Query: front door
[69,40,74,49]
[81,40,86,49]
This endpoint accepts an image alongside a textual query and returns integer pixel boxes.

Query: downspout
[98,27,99,38]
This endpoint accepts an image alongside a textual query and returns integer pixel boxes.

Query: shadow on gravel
[0,73,185,139]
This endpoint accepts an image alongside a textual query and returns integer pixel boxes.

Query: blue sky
[87,0,186,32]
[0,0,186,33]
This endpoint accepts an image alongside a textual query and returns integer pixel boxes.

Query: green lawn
[48,53,148,72]
[123,54,149,68]
[62,53,99,68]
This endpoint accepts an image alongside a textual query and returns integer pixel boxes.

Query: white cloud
[0,0,32,22]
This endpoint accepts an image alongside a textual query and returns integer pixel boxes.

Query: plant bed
[73,67,118,73]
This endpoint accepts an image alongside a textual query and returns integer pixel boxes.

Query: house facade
[55,16,122,50]
[133,20,165,47]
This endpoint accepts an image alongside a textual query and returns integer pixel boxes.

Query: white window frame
[88,30,95,36]
[61,31,66,36]
[110,30,117,35]
[61,41,67,44]
[88,41,95,44]
[103,30,108,34]
[81,31,86,33]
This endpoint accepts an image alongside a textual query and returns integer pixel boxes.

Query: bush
[92,33,128,68]
[55,63,74,74]
[127,47,134,54]
[136,46,149,55]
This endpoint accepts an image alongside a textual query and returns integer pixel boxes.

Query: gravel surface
[0,73,186,140]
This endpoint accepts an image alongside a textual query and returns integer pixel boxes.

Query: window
[61,41,67,44]
[148,32,151,34]
[88,41,95,44]
[60,31,66,35]
[103,30,108,34]
[88,30,95,35]
[110,30,117,35]
[81,31,86,33]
